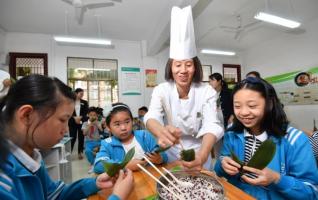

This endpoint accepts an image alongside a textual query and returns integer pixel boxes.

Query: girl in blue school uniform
[0,74,133,200]
[214,77,318,200]
[94,103,168,174]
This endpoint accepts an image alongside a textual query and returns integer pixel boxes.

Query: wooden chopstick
[162,167,181,183]
[142,156,183,195]
[160,97,185,150]
[137,164,183,200]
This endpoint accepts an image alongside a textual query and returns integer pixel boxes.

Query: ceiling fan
[220,14,260,40]
[62,0,122,24]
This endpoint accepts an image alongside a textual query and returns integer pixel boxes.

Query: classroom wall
[4,32,145,115]
[0,27,7,67]
[241,17,318,130]
[4,32,241,115]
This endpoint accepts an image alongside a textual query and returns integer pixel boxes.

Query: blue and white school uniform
[94,130,168,174]
[0,140,119,200]
[214,127,318,200]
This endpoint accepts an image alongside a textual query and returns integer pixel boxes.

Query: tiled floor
[71,153,93,181]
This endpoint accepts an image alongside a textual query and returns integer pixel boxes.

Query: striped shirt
[308,131,318,163]
[243,130,268,179]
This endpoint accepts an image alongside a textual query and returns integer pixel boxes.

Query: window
[223,64,241,89]
[9,52,48,79]
[67,57,118,107]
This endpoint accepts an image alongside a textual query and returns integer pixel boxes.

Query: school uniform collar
[7,140,42,173]
[244,129,268,142]
[109,131,136,147]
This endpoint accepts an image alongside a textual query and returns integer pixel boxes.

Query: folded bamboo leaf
[103,162,122,177]
[103,147,135,177]
[180,148,195,162]
[247,139,276,170]
[230,149,244,166]
[120,147,135,168]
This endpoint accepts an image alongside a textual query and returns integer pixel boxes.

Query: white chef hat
[0,69,10,91]
[169,5,197,60]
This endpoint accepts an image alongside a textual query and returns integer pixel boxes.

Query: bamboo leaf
[120,147,135,168]
[180,148,195,162]
[103,147,135,177]
[230,149,244,166]
[170,165,182,172]
[246,139,276,170]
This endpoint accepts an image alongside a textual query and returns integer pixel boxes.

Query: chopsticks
[137,164,183,200]
[160,97,185,150]
[142,156,183,194]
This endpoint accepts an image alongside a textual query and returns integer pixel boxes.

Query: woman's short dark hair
[74,88,84,93]
[165,56,203,83]
[209,73,229,91]
[106,102,133,126]
[229,77,288,137]
[138,106,148,112]
[0,74,76,130]
[246,71,261,78]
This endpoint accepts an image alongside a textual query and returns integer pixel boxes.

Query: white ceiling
[0,0,318,55]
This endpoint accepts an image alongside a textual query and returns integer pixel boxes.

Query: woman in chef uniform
[144,6,223,170]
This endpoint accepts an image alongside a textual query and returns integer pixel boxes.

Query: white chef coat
[144,81,224,169]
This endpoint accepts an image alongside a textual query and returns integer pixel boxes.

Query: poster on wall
[265,66,318,105]
[145,69,157,87]
[202,65,212,82]
[121,67,141,95]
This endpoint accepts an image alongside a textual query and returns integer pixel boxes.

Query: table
[88,164,255,200]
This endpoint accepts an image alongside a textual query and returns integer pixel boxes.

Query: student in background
[68,88,88,159]
[214,77,318,200]
[133,106,148,130]
[94,103,168,174]
[82,107,102,173]
[0,75,133,200]
[209,73,234,128]
[246,71,261,78]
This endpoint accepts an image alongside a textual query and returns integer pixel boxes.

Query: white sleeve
[144,85,165,126]
[197,88,224,141]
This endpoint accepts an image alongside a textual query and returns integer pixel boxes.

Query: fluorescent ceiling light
[254,12,301,28]
[201,49,236,56]
[75,68,111,71]
[54,36,111,46]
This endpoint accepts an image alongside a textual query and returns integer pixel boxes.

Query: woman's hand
[95,173,115,189]
[74,116,82,124]
[181,152,204,171]
[221,156,241,176]
[157,125,182,148]
[113,169,134,200]
[241,166,280,186]
[145,152,163,165]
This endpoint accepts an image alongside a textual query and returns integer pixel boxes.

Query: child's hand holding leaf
[226,139,276,177]
[103,147,135,177]
[221,156,241,176]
